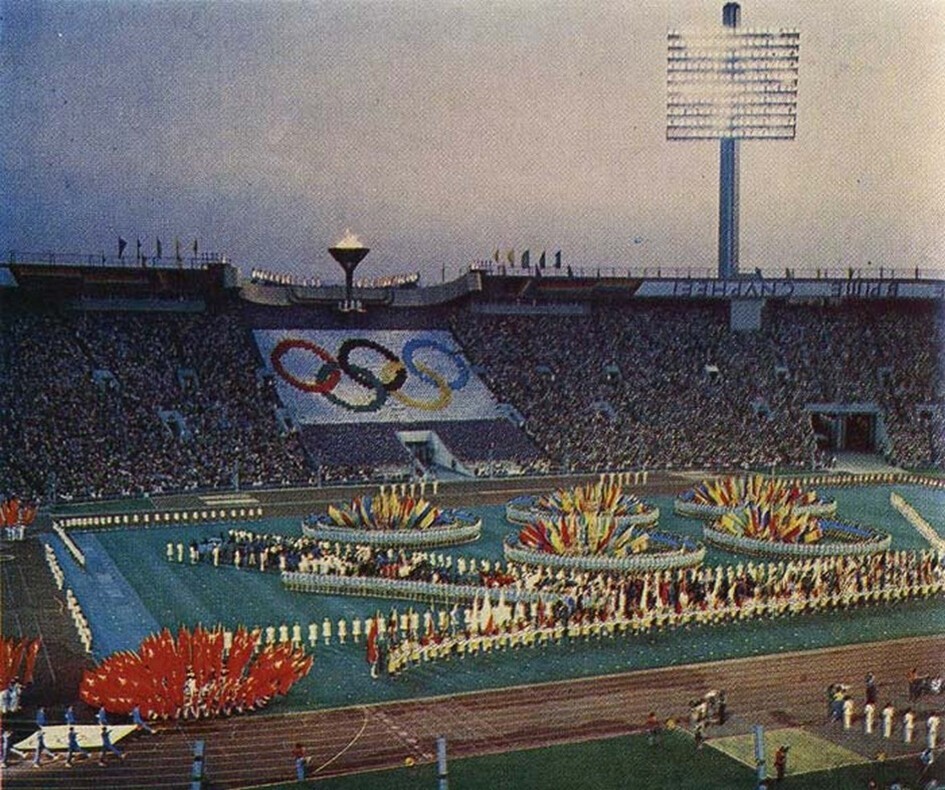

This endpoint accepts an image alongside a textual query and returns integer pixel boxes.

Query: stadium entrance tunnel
[397,429,473,479]
[806,404,885,454]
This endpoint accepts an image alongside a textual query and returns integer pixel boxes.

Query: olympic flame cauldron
[329,230,369,305]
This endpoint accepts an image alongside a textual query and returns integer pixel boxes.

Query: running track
[6,633,944,789]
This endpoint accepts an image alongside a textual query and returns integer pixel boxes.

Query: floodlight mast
[667,2,799,279]
[719,2,740,279]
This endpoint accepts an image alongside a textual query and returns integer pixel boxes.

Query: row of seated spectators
[0,306,312,500]
[449,300,944,472]
[299,419,549,481]
[2,297,941,501]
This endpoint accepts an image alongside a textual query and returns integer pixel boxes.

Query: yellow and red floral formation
[537,481,651,517]
[80,625,312,720]
[715,504,824,544]
[325,490,442,531]
[1,636,42,687]
[518,513,650,557]
[689,475,820,508]
[1,494,37,527]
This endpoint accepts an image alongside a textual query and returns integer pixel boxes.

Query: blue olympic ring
[401,337,470,390]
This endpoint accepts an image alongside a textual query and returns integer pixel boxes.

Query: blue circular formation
[401,337,470,389]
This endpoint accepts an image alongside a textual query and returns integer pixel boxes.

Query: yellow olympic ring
[390,359,453,411]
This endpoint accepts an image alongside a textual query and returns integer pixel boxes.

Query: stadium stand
[1,267,942,502]
[1,306,311,499]
[449,299,944,472]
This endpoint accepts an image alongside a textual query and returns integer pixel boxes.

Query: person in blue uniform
[131,705,155,734]
[97,726,124,765]
[65,726,90,766]
[32,728,58,766]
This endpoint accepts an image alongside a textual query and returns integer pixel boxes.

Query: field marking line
[311,704,371,776]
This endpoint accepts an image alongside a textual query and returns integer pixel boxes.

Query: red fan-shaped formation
[1,495,37,527]
[79,625,312,720]
[1,636,42,687]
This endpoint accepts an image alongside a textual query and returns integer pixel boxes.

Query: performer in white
[842,696,855,730]
[928,713,940,750]
[903,708,915,743]
[863,702,875,735]
[882,703,895,739]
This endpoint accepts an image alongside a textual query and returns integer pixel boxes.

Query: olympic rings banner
[254,329,501,424]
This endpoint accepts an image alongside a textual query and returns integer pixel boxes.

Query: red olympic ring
[270,338,341,394]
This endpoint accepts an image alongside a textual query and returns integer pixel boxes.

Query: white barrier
[52,521,86,568]
[890,492,945,555]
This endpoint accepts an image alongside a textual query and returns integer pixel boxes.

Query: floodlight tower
[667,2,799,278]
[328,230,369,306]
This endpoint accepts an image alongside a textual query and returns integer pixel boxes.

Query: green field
[49,484,945,714]
[255,729,932,790]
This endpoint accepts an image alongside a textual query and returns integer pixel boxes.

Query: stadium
[1,245,943,789]
[2,2,944,790]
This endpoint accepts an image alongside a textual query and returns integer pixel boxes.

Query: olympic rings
[321,356,388,413]
[401,337,470,389]
[270,334,471,414]
[390,359,453,411]
[337,339,407,393]
[270,338,341,394]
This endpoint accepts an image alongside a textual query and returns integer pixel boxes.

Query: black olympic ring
[336,338,407,393]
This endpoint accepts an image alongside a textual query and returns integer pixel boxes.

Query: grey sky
[2,0,943,282]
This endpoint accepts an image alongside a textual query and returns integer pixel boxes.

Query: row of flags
[492,249,563,269]
[1,636,42,688]
[117,236,200,265]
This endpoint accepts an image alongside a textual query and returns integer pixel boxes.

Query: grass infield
[254,729,935,790]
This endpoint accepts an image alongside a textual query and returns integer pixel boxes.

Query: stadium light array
[667,2,799,278]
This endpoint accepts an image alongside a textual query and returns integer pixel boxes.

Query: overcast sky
[2,0,943,282]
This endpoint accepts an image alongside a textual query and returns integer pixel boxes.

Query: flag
[506,249,515,266]
[175,237,182,263]
[192,238,198,257]
[521,250,530,268]
[554,250,562,269]
[118,237,127,258]
[478,593,493,634]
[23,638,42,685]
[366,618,378,666]
[538,251,546,269]
[156,238,162,259]
[492,249,499,263]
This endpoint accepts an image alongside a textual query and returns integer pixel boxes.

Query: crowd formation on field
[174,530,944,659]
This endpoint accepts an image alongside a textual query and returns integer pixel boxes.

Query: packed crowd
[449,300,945,472]
[2,298,940,500]
[1,308,311,499]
